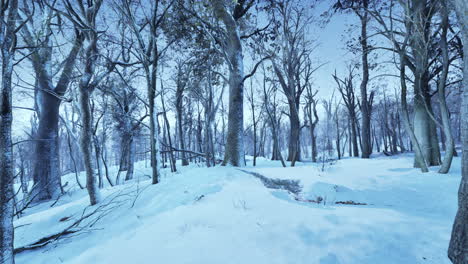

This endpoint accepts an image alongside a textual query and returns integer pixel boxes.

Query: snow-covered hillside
[14,154,460,264]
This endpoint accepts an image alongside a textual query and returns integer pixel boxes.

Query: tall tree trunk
[335,115,341,160]
[94,136,103,188]
[32,100,62,200]
[22,5,83,202]
[306,100,319,162]
[448,1,468,262]
[205,114,215,167]
[399,50,429,172]
[271,120,281,161]
[125,138,135,181]
[359,1,372,158]
[438,5,455,174]
[272,126,286,167]
[272,136,280,161]
[176,104,189,166]
[287,105,301,165]
[79,88,100,205]
[75,6,106,205]
[410,0,440,167]
[161,93,177,172]
[397,114,406,152]
[67,130,84,189]
[0,1,18,262]
[197,110,203,163]
[413,85,441,167]
[119,135,130,171]
[351,116,359,157]
[213,1,246,167]
[149,60,161,184]
[252,102,257,167]
[259,121,266,157]
[348,120,352,157]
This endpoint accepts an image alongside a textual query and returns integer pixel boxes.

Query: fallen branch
[335,200,367,205]
[14,230,78,254]
[239,170,302,194]
[294,196,323,204]
[14,187,136,255]
[295,197,367,206]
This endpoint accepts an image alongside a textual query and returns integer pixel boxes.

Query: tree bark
[20,5,84,201]
[350,116,359,157]
[120,0,164,184]
[287,103,301,165]
[73,1,106,205]
[32,101,62,200]
[409,0,440,167]
[448,1,468,262]
[0,1,18,262]
[79,88,100,205]
[356,0,373,159]
[125,138,135,181]
[399,45,429,172]
[176,102,189,166]
[213,1,246,167]
[161,92,177,172]
[437,4,455,174]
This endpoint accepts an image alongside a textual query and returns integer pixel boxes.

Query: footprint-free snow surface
[14,154,460,264]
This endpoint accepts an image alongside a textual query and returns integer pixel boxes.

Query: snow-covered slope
[14,154,460,264]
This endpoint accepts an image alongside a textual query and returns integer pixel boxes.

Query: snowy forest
[0,0,467,263]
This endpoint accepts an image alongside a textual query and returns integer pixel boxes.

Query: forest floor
[14,153,460,264]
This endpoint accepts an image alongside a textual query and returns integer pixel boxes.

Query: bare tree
[370,0,445,168]
[211,0,253,166]
[266,0,316,165]
[262,67,286,167]
[334,0,375,159]
[58,0,116,205]
[333,67,360,157]
[20,1,84,201]
[174,58,193,166]
[117,0,174,183]
[247,77,263,166]
[304,85,319,162]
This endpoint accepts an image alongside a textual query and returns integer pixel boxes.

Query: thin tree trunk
[94,136,103,188]
[351,116,359,157]
[125,139,135,181]
[336,116,341,160]
[79,88,100,205]
[101,148,113,187]
[252,101,257,167]
[149,61,161,184]
[438,6,455,174]
[176,104,189,166]
[67,131,84,189]
[161,92,176,172]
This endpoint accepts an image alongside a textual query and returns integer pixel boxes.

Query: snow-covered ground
[14,154,460,264]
